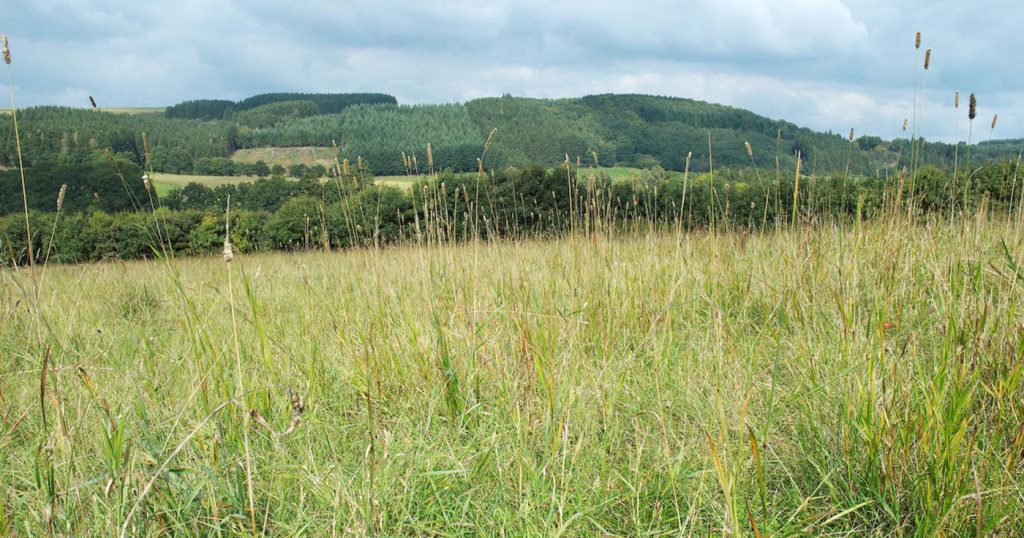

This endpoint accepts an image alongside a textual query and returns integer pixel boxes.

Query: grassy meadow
[148,165,673,196]
[231,147,339,169]
[150,172,264,197]
[3,212,1024,535]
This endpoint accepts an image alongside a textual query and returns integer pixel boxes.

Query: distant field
[150,172,262,196]
[151,171,416,196]
[0,107,164,115]
[151,166,667,196]
[232,147,337,169]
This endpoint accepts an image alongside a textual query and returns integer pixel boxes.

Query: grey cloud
[3,0,1021,141]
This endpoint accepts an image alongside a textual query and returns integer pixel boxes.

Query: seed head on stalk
[1,34,11,65]
[57,184,67,212]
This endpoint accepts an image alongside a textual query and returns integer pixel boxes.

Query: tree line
[2,160,1019,267]
[164,92,397,120]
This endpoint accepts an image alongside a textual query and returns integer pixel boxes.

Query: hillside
[1,93,1019,182]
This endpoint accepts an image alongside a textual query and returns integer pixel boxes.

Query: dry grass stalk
[250,390,305,440]
[483,128,497,155]
[223,196,234,263]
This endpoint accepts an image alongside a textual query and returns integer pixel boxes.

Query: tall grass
[3,204,1024,534]
[3,29,1024,537]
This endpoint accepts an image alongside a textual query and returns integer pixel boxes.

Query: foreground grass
[2,216,1023,535]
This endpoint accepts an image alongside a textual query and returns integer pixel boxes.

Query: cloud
[3,0,1022,141]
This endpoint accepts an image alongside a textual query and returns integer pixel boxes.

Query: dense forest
[3,93,1020,182]
[163,92,397,119]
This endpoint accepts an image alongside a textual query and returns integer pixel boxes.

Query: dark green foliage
[234,100,320,129]
[164,99,236,120]
[0,107,235,168]
[466,97,613,169]
[0,157,149,215]
[234,93,396,114]
[339,104,484,175]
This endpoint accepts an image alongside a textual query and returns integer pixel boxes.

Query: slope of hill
[2,93,1020,181]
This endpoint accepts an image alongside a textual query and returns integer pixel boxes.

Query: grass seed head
[744,141,753,157]
[1,34,10,65]
[57,184,67,211]
[969,93,977,120]
[849,128,855,142]
[342,158,350,175]
[955,91,960,109]
[924,48,931,70]
[902,118,908,131]
[142,173,151,192]
[991,114,998,130]
[222,238,233,263]
[915,31,921,49]
[427,143,433,170]
[89,96,97,109]
[483,128,497,154]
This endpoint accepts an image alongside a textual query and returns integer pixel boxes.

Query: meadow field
[3,211,1024,535]
[149,173,264,197]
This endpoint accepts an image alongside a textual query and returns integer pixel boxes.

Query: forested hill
[1,93,1020,178]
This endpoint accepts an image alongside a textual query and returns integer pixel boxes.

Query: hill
[1,93,1020,183]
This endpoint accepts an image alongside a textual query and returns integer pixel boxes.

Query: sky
[4,0,1022,142]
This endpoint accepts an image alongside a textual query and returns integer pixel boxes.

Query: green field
[3,214,1024,534]
[231,147,337,169]
[150,172,263,196]
[151,171,413,195]
[150,166,668,196]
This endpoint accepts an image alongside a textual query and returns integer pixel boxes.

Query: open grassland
[371,166,672,191]
[150,166,667,195]
[150,172,263,197]
[2,215,1024,535]
[152,171,417,194]
[231,147,338,169]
